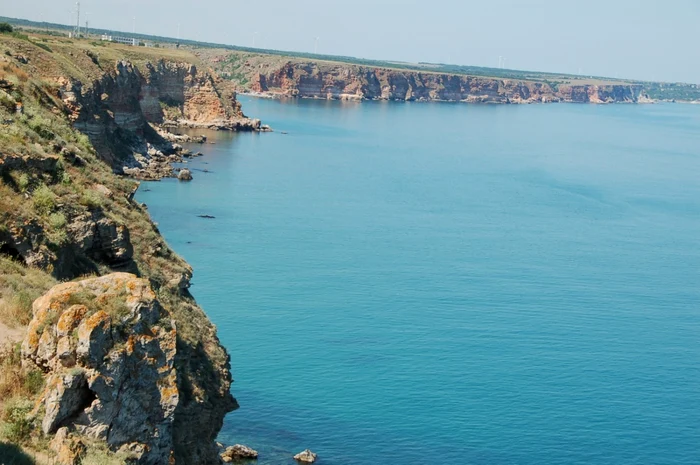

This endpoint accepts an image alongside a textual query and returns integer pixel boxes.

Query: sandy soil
[0,321,24,345]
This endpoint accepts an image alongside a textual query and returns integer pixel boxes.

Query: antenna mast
[74,2,81,37]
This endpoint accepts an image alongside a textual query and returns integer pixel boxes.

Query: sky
[2,0,698,83]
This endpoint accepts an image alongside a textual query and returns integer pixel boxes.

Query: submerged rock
[178,168,193,181]
[294,449,318,463]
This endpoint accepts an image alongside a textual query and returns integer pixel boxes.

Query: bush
[8,171,30,193]
[79,190,102,209]
[1,399,33,444]
[31,41,52,53]
[31,185,56,216]
[46,212,68,245]
[0,91,15,113]
[0,23,13,34]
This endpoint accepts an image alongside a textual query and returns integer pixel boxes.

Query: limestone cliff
[204,52,646,104]
[251,62,644,103]
[0,34,238,464]
[22,274,179,464]
[59,59,261,169]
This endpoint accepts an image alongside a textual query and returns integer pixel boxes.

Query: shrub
[1,398,33,443]
[46,212,68,245]
[31,41,52,53]
[21,370,44,396]
[79,190,102,209]
[31,185,56,216]
[0,23,13,34]
[48,212,67,230]
[9,171,30,193]
[0,90,15,112]
[99,294,131,320]
[61,171,71,185]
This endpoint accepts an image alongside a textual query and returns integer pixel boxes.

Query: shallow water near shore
[136,98,700,465]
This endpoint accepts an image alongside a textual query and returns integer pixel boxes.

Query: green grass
[0,399,33,444]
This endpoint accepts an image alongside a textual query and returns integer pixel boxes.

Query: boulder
[50,427,87,465]
[178,168,193,181]
[22,273,179,464]
[294,449,318,463]
[221,444,259,462]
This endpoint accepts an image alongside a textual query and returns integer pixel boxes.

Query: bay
[136,98,700,465]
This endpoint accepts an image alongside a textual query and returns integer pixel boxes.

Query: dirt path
[0,321,24,345]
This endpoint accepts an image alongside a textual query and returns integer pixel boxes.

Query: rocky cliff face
[243,61,644,104]
[22,274,178,464]
[0,36,239,464]
[59,60,260,168]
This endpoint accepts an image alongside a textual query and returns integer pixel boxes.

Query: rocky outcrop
[1,36,239,465]
[0,209,136,280]
[22,274,180,464]
[241,60,644,104]
[221,444,259,462]
[177,168,193,181]
[57,59,261,171]
[294,449,318,463]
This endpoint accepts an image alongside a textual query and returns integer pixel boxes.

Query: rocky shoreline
[204,52,651,105]
[0,33,258,464]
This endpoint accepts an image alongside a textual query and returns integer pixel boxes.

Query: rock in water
[22,273,179,464]
[294,449,318,463]
[221,444,259,462]
[178,168,193,181]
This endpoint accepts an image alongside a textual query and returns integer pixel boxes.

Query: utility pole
[84,12,89,38]
[314,37,320,54]
[132,17,136,34]
[74,2,80,37]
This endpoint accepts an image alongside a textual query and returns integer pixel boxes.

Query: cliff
[0,33,239,463]
[202,51,646,104]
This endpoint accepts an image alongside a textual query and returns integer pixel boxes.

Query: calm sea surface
[136,98,700,465]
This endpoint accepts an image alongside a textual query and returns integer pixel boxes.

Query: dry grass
[0,257,56,328]
[0,344,43,402]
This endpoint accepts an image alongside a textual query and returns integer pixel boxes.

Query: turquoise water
[136,98,700,465]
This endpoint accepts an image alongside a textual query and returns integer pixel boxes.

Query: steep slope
[202,50,647,104]
[0,32,243,463]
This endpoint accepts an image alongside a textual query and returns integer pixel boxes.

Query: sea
[136,97,700,465]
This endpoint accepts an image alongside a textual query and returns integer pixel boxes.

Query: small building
[101,34,138,46]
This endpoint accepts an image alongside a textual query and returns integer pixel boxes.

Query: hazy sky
[3,0,698,83]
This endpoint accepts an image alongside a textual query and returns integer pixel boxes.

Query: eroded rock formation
[239,60,645,104]
[22,273,180,464]
[56,60,261,175]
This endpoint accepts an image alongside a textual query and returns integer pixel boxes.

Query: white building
[101,34,138,46]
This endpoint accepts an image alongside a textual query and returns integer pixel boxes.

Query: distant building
[101,34,138,46]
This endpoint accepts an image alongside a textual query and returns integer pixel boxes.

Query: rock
[221,444,259,461]
[68,212,135,272]
[294,449,318,463]
[42,373,90,434]
[178,168,193,181]
[93,184,113,199]
[76,311,113,367]
[50,427,87,465]
[22,273,180,464]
